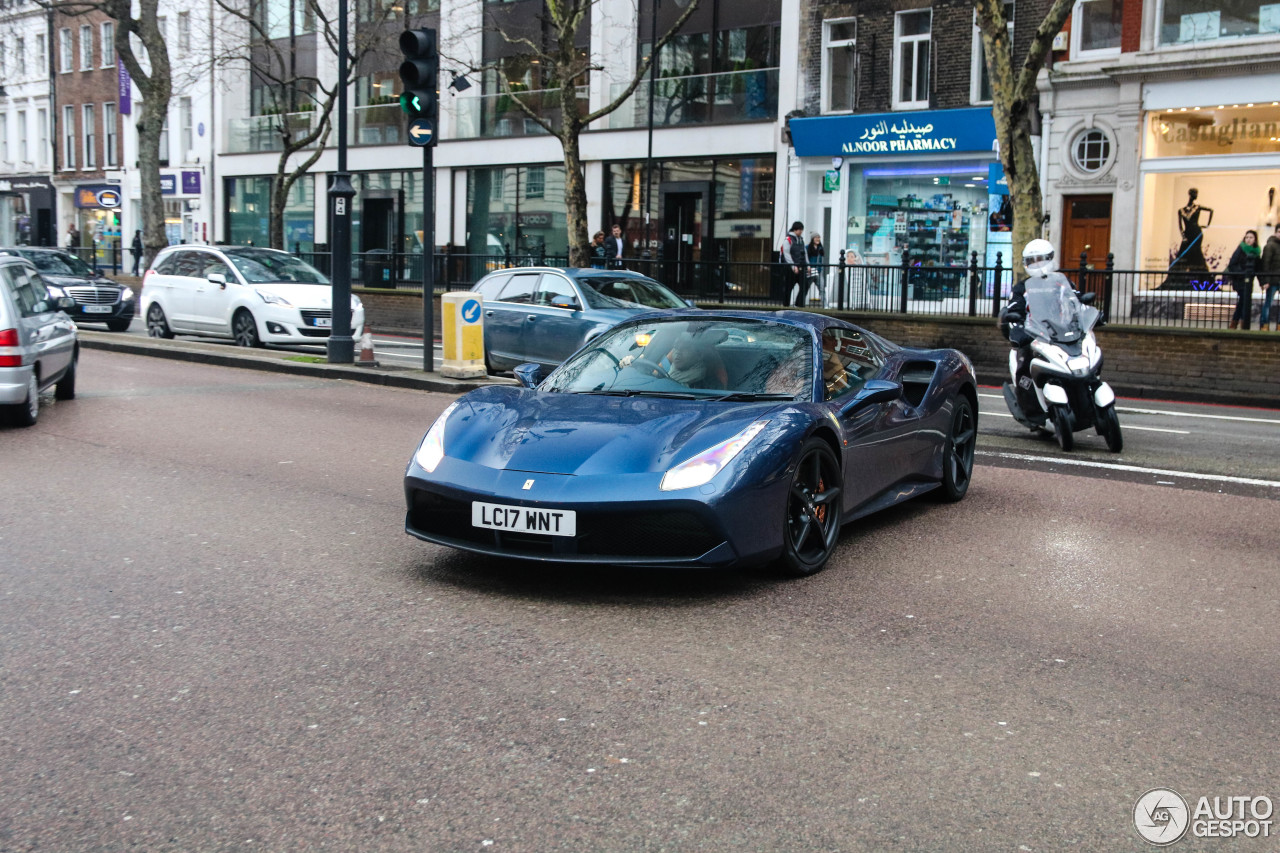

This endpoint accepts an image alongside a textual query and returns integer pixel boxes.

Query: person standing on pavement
[1225,229,1260,330]
[1260,224,1280,331]
[605,224,626,269]
[780,221,807,307]
[66,223,80,251]
[806,232,826,307]
[131,230,144,276]
[589,231,607,269]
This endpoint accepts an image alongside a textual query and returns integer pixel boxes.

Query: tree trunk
[561,125,590,269]
[269,170,288,250]
[136,103,168,265]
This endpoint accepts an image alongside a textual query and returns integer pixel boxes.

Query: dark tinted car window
[822,328,881,401]
[474,273,511,301]
[16,250,93,277]
[152,253,182,275]
[577,276,685,310]
[2,265,51,317]
[189,252,230,279]
[497,274,538,304]
[535,274,577,307]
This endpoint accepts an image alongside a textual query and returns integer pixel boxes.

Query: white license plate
[83,305,112,314]
[472,501,576,537]
[312,317,332,327]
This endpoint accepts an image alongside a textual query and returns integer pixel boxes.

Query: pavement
[74,328,519,394]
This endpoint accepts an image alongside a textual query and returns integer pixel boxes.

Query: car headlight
[122,287,135,301]
[660,420,768,492]
[256,289,292,306]
[46,284,66,298]
[413,401,460,473]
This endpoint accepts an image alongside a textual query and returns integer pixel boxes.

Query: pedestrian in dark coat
[1261,225,1280,331]
[130,230,144,276]
[1225,229,1260,329]
[780,221,807,307]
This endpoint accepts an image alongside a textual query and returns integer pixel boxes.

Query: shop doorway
[1062,194,1111,299]
[362,197,395,252]
[660,182,709,295]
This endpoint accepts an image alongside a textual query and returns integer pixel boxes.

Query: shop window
[972,3,1014,105]
[1072,129,1112,173]
[1159,0,1268,43]
[1072,0,1122,55]
[893,10,931,110]
[822,19,857,114]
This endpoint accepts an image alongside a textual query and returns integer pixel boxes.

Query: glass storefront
[226,175,316,250]
[0,179,55,246]
[466,165,569,258]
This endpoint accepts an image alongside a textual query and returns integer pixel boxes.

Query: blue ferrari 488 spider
[405,310,978,576]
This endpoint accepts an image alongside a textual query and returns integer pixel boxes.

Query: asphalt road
[2,350,1278,852]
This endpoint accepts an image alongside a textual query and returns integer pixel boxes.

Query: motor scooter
[1001,273,1123,452]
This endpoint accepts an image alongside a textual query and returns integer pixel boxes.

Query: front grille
[298,327,330,337]
[409,490,722,561]
[66,286,120,305]
[299,309,331,327]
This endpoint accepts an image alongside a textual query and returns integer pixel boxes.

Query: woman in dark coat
[1225,229,1260,329]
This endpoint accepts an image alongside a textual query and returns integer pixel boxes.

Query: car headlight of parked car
[256,289,292,306]
[660,420,769,492]
[414,402,460,473]
[46,284,66,298]
[121,287,134,301]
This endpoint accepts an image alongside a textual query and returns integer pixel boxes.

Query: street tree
[975,0,1074,273]
[469,0,700,268]
[212,0,396,249]
[48,0,171,267]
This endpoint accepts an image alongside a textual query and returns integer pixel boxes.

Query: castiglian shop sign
[789,107,996,158]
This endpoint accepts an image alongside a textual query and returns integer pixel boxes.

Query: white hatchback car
[142,246,365,347]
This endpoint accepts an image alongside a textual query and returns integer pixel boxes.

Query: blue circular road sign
[461,299,481,323]
[408,118,435,146]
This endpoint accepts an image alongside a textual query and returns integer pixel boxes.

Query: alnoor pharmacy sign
[789,108,997,158]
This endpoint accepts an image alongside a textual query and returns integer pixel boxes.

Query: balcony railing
[225,112,318,154]
[352,103,404,146]
[607,68,779,130]
[453,86,588,140]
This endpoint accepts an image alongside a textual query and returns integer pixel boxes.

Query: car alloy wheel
[146,303,174,339]
[937,395,975,501]
[232,309,261,348]
[779,438,842,577]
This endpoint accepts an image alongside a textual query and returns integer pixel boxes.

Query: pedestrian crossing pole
[399,27,439,373]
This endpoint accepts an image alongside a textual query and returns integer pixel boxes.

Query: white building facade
[0,0,57,247]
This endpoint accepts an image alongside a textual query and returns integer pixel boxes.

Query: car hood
[248,282,342,308]
[442,386,783,476]
[42,274,120,289]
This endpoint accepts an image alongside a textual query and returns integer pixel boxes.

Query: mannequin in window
[1260,186,1280,236]
[1169,188,1212,273]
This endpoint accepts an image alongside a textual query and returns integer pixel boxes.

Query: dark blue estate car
[470,267,690,372]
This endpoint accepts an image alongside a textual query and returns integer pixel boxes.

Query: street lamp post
[642,0,658,262]
[327,0,356,363]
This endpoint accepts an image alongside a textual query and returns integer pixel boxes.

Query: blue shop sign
[988,162,1009,195]
[160,174,177,195]
[790,108,996,157]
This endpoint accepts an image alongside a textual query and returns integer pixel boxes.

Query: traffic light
[399,28,438,137]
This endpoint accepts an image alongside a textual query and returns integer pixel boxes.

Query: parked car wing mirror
[57,296,76,311]
[208,273,227,288]
[685,298,697,308]
[513,363,546,389]
[1079,291,1096,304]
[839,379,901,416]
[549,296,579,310]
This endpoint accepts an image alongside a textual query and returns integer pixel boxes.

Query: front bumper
[259,305,366,344]
[67,297,136,324]
[404,456,788,568]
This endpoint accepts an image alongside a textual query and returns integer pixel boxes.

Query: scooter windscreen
[1023,273,1099,344]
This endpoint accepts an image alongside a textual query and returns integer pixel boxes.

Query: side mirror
[208,273,227,288]
[57,296,77,311]
[1003,311,1023,324]
[839,379,900,416]
[685,298,697,308]
[32,300,50,314]
[1079,291,1096,304]
[513,362,546,389]
[549,295,579,310]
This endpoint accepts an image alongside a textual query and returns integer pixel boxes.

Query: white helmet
[1022,239,1056,277]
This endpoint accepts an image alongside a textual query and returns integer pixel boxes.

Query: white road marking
[980,409,1189,435]
[975,449,1280,488]
[979,392,1280,425]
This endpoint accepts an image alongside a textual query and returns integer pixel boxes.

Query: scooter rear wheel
[1052,406,1074,451]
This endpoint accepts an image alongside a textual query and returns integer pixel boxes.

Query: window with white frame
[35,34,46,72]
[62,105,75,169]
[525,166,544,199]
[972,2,1014,105]
[17,110,27,162]
[0,114,9,164]
[1073,0,1122,54]
[79,24,92,70]
[15,37,24,74]
[893,10,931,110]
[104,103,117,166]
[1158,0,1261,43]
[100,21,114,67]
[59,28,72,72]
[179,97,192,159]
[178,12,190,53]
[823,18,858,113]
[159,116,169,165]
[37,109,48,167]
[1071,128,1112,172]
[83,104,95,168]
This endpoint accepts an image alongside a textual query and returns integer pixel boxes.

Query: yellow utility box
[440,292,487,379]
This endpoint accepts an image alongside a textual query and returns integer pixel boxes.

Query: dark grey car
[0,256,78,427]
[471,267,690,372]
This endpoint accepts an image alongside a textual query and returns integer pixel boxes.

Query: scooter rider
[999,239,1057,424]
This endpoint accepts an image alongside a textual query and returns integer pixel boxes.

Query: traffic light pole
[422,142,434,374]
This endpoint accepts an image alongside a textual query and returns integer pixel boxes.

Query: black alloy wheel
[232,309,262,348]
[778,438,843,577]
[1052,405,1075,452]
[1096,404,1123,453]
[937,395,976,501]
[146,303,174,339]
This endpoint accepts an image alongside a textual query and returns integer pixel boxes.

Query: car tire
[777,437,843,577]
[935,394,976,502]
[6,372,39,427]
[106,318,131,332]
[1052,405,1074,452]
[232,309,262,348]
[146,303,174,339]
[1097,404,1123,453]
[54,353,77,401]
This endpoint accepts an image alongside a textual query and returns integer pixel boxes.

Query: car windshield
[224,249,329,284]
[576,276,687,310]
[15,250,93,276]
[1023,273,1098,344]
[543,317,814,400]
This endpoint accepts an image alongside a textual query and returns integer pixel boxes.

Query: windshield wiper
[711,392,796,402]
[578,389,699,399]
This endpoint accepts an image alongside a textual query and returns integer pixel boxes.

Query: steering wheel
[631,357,671,380]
